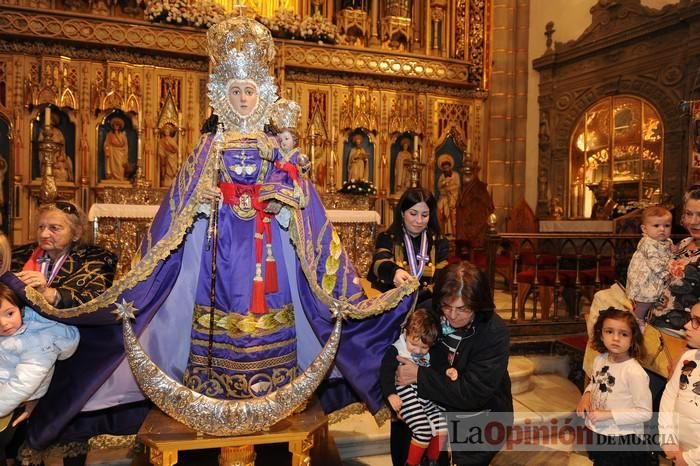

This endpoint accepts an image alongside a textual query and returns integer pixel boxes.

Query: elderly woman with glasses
[395,261,513,466]
[12,201,116,309]
[8,201,117,466]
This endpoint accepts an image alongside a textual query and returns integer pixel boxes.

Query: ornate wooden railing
[475,231,686,329]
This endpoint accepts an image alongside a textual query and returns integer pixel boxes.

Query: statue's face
[227,80,258,116]
[280,130,295,151]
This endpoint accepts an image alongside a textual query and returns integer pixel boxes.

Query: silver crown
[271,99,301,130]
[206,16,278,134]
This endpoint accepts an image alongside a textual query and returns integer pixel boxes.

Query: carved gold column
[369,0,380,46]
[328,127,337,193]
[429,0,447,54]
[309,128,317,185]
[133,116,149,188]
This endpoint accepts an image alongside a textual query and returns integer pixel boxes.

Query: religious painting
[434,137,462,238]
[31,105,76,183]
[390,131,415,194]
[0,116,10,231]
[343,129,374,183]
[97,111,137,183]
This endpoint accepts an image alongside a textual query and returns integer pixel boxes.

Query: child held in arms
[626,205,674,329]
[0,283,79,465]
[380,309,447,466]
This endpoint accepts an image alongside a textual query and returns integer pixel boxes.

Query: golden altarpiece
[0,0,489,271]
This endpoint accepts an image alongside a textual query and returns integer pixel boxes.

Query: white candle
[413,134,418,151]
[332,126,336,141]
[467,138,472,153]
[44,106,51,127]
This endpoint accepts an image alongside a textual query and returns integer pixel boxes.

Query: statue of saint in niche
[347,133,369,181]
[436,154,460,237]
[158,123,179,187]
[394,136,412,192]
[103,117,129,181]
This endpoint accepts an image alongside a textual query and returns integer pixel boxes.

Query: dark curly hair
[591,307,646,361]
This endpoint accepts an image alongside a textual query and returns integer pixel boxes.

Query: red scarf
[22,247,45,272]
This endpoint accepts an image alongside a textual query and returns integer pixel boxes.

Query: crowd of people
[2,12,700,466]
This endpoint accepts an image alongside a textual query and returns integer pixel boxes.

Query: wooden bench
[136,401,339,466]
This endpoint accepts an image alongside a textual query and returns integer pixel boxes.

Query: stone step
[509,355,535,395]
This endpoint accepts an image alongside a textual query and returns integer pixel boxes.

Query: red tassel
[265,259,278,293]
[251,279,268,315]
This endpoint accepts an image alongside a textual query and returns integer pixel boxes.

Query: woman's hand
[575,391,591,418]
[393,269,412,288]
[16,270,48,292]
[586,409,612,424]
[200,187,221,203]
[12,399,39,427]
[662,443,680,462]
[676,454,689,466]
[395,356,418,385]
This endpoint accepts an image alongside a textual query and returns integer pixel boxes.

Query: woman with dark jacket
[12,201,117,308]
[9,201,126,466]
[367,187,449,304]
[396,261,513,466]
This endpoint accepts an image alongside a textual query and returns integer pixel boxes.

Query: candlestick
[44,106,51,127]
[177,112,183,167]
[310,132,316,184]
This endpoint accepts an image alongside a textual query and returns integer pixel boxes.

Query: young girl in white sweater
[659,301,700,466]
[576,307,653,465]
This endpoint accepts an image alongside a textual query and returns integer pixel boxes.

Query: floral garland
[142,3,339,44]
[257,10,338,44]
[256,9,301,39]
[144,0,225,28]
[339,179,377,196]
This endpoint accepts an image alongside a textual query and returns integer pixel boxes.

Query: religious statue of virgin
[12,14,418,448]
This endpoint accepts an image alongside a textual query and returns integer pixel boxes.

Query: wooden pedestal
[136,401,338,466]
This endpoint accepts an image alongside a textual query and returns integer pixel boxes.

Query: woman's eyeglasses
[441,302,473,315]
[54,201,78,216]
[690,315,700,330]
